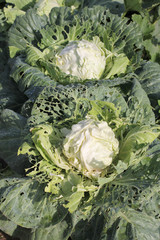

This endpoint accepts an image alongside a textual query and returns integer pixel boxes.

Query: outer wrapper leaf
[0,178,68,229]
[0,109,29,174]
[135,61,160,99]
[0,212,30,240]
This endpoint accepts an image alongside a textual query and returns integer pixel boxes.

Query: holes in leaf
[47,112,52,116]
[53,98,60,104]
[19,71,24,77]
[122,35,126,40]
[116,4,119,9]
[48,96,54,102]
[79,105,83,110]
[59,110,64,115]
[1,198,6,203]
[62,31,67,39]
[29,148,35,152]
[16,27,22,33]
[106,17,111,23]
[37,103,41,107]
[82,28,86,35]
[52,35,57,40]
[155,214,160,219]
[20,192,24,196]
[64,25,69,33]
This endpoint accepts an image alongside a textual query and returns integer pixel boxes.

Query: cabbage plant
[15,80,160,215]
[8,5,142,94]
[0,78,160,239]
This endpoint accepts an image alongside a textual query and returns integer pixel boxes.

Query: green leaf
[81,0,125,16]
[119,125,160,163]
[10,56,55,94]
[28,81,127,127]
[25,44,45,66]
[30,213,74,240]
[124,0,142,12]
[0,66,27,112]
[142,0,160,9]
[6,0,36,10]
[0,10,9,33]
[135,61,160,99]
[4,6,25,24]
[0,212,30,240]
[31,124,70,170]
[9,9,47,57]
[106,54,130,78]
[63,191,84,213]
[0,178,68,228]
[143,39,160,62]
[71,210,105,240]
[128,78,155,125]
[81,6,143,64]
[132,14,154,40]
[118,208,160,240]
[88,100,120,122]
[0,109,28,174]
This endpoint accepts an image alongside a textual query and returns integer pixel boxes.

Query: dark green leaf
[0,211,31,240]
[0,109,28,174]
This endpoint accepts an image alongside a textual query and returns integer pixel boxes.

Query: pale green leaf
[119,125,160,163]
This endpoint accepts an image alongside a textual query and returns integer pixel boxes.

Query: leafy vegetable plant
[1,78,160,239]
[8,5,142,92]
[0,1,160,240]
